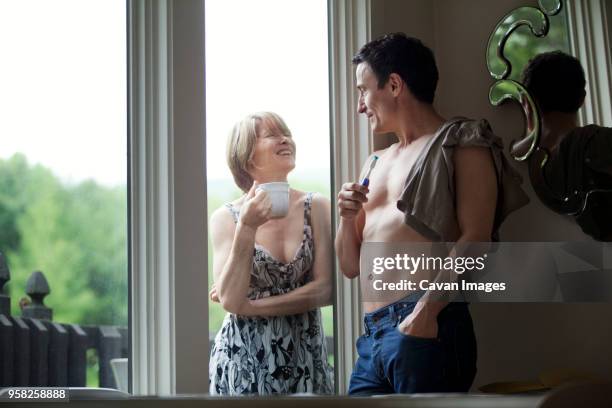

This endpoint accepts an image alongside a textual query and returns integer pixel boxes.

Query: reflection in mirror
[486,0,569,151]
[487,6,552,80]
[486,0,612,241]
[486,1,567,82]
[522,51,612,240]
[538,0,563,16]
[489,80,540,162]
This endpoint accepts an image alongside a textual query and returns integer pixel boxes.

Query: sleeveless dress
[209,192,334,395]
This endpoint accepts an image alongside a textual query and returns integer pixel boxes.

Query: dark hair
[352,32,438,104]
[522,51,586,113]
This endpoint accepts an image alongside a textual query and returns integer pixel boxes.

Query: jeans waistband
[362,292,470,336]
[363,292,424,335]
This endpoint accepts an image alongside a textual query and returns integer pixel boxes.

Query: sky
[0,0,330,187]
[204,0,330,181]
[0,0,127,187]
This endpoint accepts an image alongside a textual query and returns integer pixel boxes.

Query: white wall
[370,0,612,389]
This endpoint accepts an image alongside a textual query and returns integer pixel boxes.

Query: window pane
[0,0,128,390]
[205,0,334,395]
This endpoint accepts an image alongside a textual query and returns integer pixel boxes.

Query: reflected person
[208,112,334,395]
[522,51,612,240]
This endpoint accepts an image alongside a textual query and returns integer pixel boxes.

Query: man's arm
[453,146,498,241]
[399,146,497,337]
[335,152,381,279]
[335,190,366,279]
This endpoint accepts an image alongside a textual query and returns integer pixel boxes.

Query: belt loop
[389,305,397,326]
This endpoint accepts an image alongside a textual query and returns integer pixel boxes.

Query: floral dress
[209,192,334,395]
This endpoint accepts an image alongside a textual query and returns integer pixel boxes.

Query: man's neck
[541,111,579,150]
[394,102,446,146]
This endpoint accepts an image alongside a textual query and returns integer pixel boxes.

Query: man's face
[355,62,396,134]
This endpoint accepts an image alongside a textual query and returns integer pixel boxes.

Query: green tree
[1,154,127,326]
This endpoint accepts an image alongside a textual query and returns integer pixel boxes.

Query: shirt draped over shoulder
[396,117,529,242]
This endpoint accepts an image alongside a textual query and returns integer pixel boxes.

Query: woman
[208,112,334,395]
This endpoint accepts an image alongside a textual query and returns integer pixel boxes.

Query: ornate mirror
[486,0,612,240]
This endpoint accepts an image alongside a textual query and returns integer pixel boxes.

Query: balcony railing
[0,251,334,389]
[0,252,128,388]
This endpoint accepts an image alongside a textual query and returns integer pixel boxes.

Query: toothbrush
[361,155,379,187]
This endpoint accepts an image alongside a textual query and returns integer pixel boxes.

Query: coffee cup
[256,182,290,218]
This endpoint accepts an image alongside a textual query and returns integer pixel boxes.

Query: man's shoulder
[438,117,501,149]
[561,124,612,164]
[578,124,612,137]
[443,116,493,134]
[562,125,609,148]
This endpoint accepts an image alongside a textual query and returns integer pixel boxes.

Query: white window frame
[129,0,208,395]
[129,0,372,395]
[328,0,371,394]
[566,0,612,127]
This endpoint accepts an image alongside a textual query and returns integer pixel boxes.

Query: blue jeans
[348,297,477,395]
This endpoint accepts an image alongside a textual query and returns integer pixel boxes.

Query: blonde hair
[226,112,293,192]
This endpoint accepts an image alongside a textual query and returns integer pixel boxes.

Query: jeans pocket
[395,325,440,343]
[395,310,440,342]
[390,327,445,392]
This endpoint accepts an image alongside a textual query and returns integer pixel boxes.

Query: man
[335,33,527,395]
[522,51,612,240]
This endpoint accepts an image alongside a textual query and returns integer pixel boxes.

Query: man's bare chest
[365,144,429,208]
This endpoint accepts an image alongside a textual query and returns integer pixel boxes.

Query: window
[566,0,612,127]
[204,0,335,388]
[128,0,367,395]
[0,0,128,389]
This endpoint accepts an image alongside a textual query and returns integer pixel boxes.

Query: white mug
[256,182,290,218]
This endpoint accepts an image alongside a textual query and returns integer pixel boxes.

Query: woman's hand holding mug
[239,182,273,230]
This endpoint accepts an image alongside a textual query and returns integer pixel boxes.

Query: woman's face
[248,119,296,180]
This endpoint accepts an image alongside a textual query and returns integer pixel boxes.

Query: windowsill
[66,390,548,408]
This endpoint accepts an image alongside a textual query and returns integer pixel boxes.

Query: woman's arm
[212,184,272,314]
[239,194,334,317]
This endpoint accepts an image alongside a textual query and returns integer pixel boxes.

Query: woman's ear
[246,158,260,172]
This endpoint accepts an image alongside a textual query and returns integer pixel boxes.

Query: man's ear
[579,89,586,108]
[388,73,403,97]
